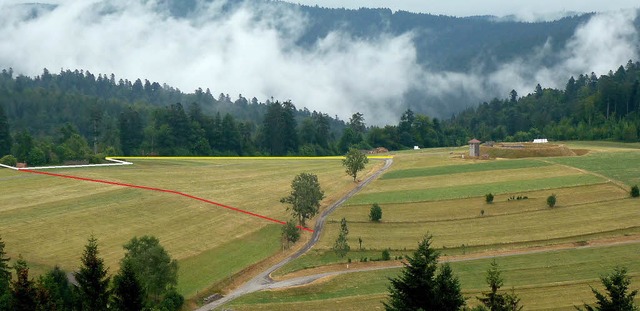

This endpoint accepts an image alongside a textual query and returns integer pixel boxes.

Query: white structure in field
[533,138,549,143]
[414,146,420,150]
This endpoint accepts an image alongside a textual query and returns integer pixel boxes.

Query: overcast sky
[285,0,639,18]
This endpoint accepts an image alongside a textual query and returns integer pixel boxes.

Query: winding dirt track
[196,157,640,310]
[195,158,394,311]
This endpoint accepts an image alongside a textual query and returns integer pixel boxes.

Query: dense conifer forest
[1,60,639,165]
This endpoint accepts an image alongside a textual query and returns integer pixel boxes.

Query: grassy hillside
[232,142,640,310]
[0,157,375,297]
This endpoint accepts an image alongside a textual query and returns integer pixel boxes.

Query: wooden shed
[468,138,481,157]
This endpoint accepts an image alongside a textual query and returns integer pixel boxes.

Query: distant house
[533,138,549,143]
[468,139,481,157]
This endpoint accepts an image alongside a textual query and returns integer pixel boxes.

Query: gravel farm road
[195,158,394,311]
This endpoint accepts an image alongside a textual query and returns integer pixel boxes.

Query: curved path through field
[198,155,640,310]
[196,158,394,311]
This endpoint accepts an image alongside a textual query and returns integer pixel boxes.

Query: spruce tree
[577,267,639,311]
[385,234,465,311]
[112,260,145,311]
[11,256,36,311]
[75,236,110,311]
[0,236,11,309]
[0,104,10,157]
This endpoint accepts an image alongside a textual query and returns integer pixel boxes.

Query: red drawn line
[19,169,314,233]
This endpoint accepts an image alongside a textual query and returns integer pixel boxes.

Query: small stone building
[468,138,481,157]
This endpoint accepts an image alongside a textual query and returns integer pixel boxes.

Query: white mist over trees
[0,1,638,124]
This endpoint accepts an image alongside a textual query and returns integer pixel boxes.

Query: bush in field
[370,203,382,222]
[485,193,494,204]
[0,154,17,166]
[631,185,639,198]
[547,194,557,208]
[381,249,391,261]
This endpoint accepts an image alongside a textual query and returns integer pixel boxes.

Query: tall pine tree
[0,236,11,309]
[0,104,10,157]
[11,256,36,311]
[384,234,465,311]
[75,236,110,311]
[111,259,145,311]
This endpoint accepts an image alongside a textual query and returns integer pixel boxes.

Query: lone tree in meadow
[343,147,369,182]
[576,267,639,311]
[631,185,639,198]
[333,218,350,258]
[281,172,325,227]
[384,234,465,311]
[485,193,494,204]
[547,194,557,208]
[370,203,383,222]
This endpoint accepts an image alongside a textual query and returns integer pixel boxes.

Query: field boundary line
[113,155,394,160]
[537,159,629,191]
[0,158,132,170]
[15,168,313,233]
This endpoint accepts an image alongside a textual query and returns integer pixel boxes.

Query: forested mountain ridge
[0,68,346,164]
[159,0,598,72]
[368,61,640,149]
[9,1,639,122]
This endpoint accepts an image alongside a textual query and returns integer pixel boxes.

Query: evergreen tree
[435,263,466,311]
[477,259,523,311]
[111,260,145,311]
[0,104,10,157]
[577,267,639,311]
[385,234,465,311]
[10,256,36,311]
[333,218,350,258]
[0,236,12,310]
[75,236,110,311]
[36,266,74,311]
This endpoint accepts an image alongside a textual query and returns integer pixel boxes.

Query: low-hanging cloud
[0,1,638,125]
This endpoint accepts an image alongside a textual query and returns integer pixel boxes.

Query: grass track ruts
[17,169,313,232]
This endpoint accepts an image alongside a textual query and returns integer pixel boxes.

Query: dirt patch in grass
[481,143,578,159]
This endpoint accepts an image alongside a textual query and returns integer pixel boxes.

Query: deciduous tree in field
[343,147,369,182]
[370,203,382,222]
[281,172,325,227]
[75,236,110,311]
[281,220,301,249]
[547,194,557,208]
[384,234,465,311]
[121,236,179,305]
[631,185,639,198]
[576,267,639,311]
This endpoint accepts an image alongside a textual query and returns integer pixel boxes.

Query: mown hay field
[0,157,374,297]
[229,242,640,310]
[265,143,640,310]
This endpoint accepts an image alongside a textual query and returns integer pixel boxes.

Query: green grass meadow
[253,143,640,310]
